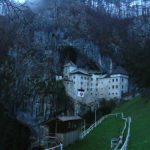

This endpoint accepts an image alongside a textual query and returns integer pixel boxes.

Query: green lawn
[113,97,150,150]
[66,97,150,150]
[65,116,124,150]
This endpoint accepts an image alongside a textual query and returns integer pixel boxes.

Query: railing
[31,135,63,150]
[119,117,132,150]
[80,111,132,150]
[114,117,127,150]
[114,116,132,150]
[45,143,63,150]
[80,113,123,139]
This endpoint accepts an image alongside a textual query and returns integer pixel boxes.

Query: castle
[62,61,129,105]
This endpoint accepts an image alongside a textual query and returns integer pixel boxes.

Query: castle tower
[63,61,77,78]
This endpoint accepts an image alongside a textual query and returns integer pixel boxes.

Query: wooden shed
[45,116,82,147]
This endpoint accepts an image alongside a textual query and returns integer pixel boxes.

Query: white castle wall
[63,62,129,104]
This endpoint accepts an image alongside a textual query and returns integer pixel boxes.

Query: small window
[122,78,124,82]
[81,76,83,79]
[122,85,124,89]
[81,82,83,85]
[116,85,118,88]
[73,76,76,79]
[87,88,89,91]
[96,89,98,91]
[112,79,114,82]
[96,83,98,86]
[112,85,114,89]
[91,88,92,91]
[116,79,118,82]
[91,78,93,81]
[91,93,92,95]
[91,83,93,86]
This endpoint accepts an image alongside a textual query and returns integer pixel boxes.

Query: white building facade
[63,62,129,104]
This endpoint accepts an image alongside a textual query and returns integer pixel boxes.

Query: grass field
[65,96,150,150]
[65,116,124,150]
[113,97,150,150]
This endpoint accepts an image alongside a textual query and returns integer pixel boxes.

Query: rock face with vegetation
[0,0,150,149]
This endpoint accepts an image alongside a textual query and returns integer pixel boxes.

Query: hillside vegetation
[113,97,150,150]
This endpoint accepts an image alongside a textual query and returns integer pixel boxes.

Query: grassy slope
[66,116,124,150]
[113,97,150,150]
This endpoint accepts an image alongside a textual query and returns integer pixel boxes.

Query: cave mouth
[59,45,101,72]
[59,45,78,63]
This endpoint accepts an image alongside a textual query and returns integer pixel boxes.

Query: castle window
[87,88,89,91]
[122,78,124,82]
[91,78,93,81]
[96,83,98,86]
[112,79,114,82]
[81,76,83,79]
[116,79,118,82]
[116,85,118,88]
[112,85,114,89]
[122,85,124,89]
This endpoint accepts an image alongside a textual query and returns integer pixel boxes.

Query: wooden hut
[44,116,82,147]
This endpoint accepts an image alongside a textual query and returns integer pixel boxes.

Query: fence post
[122,112,124,118]
[60,144,63,150]
[95,109,97,127]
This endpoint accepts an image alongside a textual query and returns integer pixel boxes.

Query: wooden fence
[80,113,123,139]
